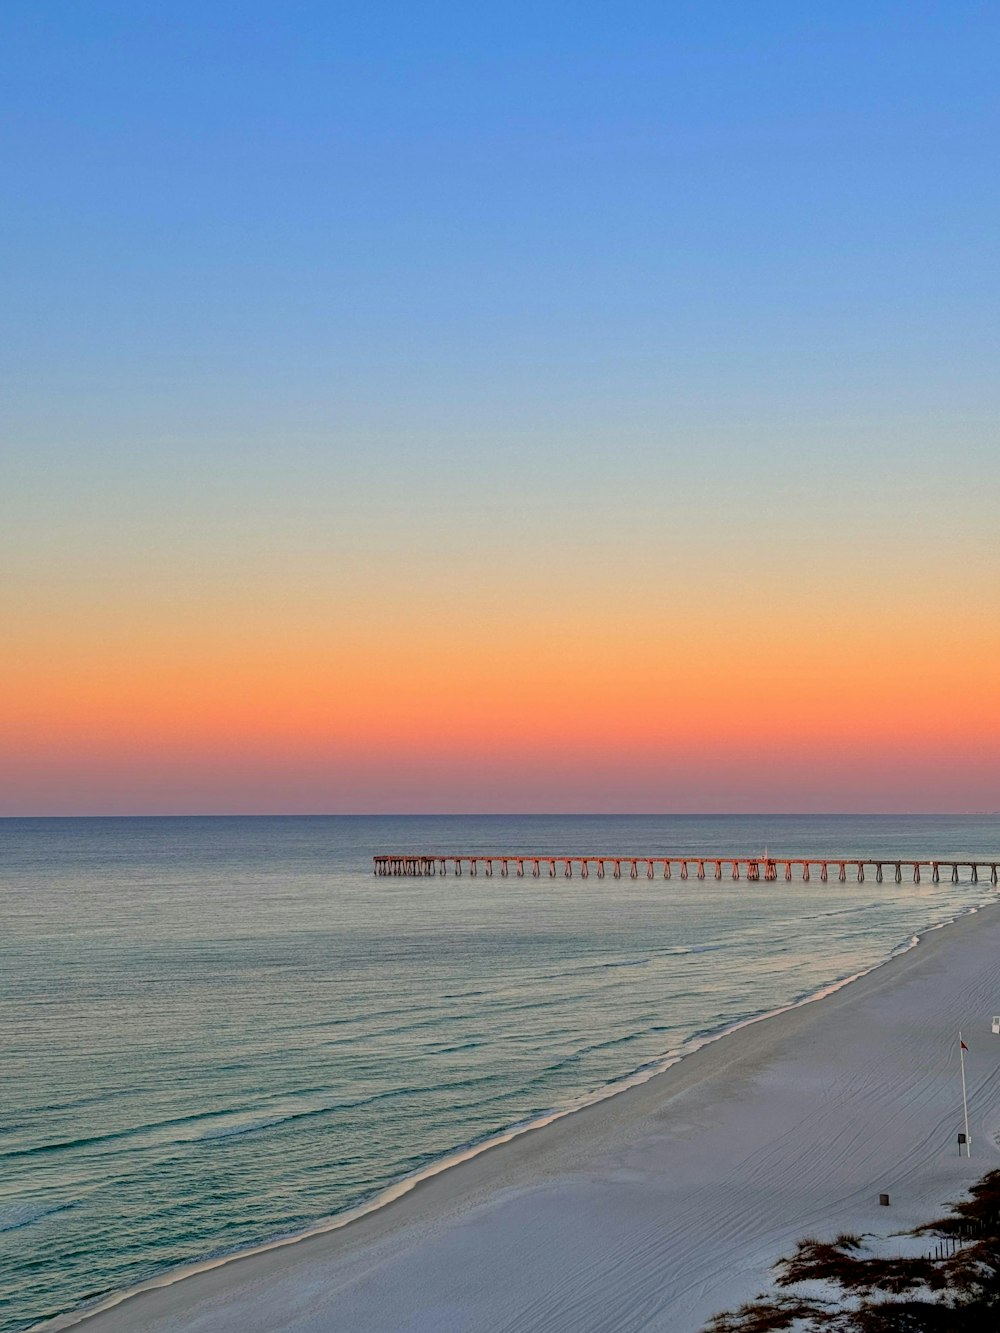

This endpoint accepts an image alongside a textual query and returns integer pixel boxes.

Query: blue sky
[5,1,998,428]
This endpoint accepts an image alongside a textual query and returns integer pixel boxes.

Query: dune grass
[705,1170,1000,1331]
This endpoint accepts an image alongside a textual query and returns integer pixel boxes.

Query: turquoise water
[2,814,997,1332]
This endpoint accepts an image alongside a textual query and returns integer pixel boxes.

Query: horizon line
[2,811,998,821]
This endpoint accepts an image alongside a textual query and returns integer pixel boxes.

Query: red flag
[960,1039,969,1051]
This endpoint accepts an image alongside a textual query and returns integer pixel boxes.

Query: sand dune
[53,903,1000,1333]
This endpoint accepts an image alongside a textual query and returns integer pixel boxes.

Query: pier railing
[373,854,999,885]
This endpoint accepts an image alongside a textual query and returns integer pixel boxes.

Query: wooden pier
[373,854,1000,885]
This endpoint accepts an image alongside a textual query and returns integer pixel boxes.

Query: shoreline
[39,894,1000,1332]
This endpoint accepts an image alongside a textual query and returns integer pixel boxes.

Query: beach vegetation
[705,1169,1000,1331]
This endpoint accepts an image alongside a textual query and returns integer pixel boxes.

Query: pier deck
[373,854,999,884]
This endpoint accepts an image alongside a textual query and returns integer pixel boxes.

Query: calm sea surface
[2,814,998,1332]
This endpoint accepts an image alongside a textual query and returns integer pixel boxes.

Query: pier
[373,854,1000,885]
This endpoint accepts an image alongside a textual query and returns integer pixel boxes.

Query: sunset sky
[3,2,998,814]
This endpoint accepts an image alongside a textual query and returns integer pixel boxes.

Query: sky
[2,1,998,815]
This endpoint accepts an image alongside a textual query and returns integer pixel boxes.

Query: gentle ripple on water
[1,813,998,1332]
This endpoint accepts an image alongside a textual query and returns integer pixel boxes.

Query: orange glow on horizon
[4,574,998,814]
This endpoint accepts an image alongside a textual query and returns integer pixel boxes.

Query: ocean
[2,814,997,1332]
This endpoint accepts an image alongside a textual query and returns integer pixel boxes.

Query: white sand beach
[58,903,1000,1333]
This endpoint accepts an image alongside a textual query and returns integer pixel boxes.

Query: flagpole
[959,1031,971,1155]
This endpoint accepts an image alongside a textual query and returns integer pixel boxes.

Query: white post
[959,1032,971,1156]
